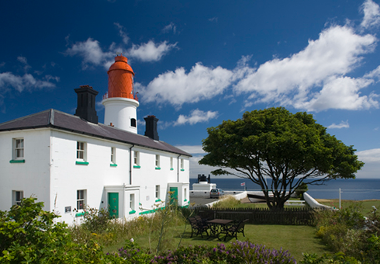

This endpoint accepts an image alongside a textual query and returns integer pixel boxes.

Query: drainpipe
[129,144,134,185]
[177,154,181,182]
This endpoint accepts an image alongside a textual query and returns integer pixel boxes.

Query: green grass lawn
[104,223,330,262]
[316,199,380,215]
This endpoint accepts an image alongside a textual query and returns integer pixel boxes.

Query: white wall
[0,127,190,224]
[0,128,51,211]
[50,129,132,223]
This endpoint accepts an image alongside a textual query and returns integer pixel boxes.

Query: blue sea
[190,178,380,200]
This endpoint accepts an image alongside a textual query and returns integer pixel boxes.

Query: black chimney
[74,85,99,124]
[144,115,159,140]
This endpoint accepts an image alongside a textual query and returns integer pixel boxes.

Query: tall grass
[69,204,189,252]
[211,195,241,208]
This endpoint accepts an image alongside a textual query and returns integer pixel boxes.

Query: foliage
[0,197,73,263]
[309,204,380,263]
[116,240,296,263]
[0,197,125,263]
[199,107,364,209]
[82,206,110,234]
[295,182,309,199]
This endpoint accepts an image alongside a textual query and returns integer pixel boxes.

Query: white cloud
[141,63,233,107]
[0,72,57,92]
[17,56,31,71]
[209,17,218,22]
[357,148,380,163]
[234,25,377,111]
[65,38,114,69]
[17,56,28,65]
[175,145,205,154]
[297,76,378,111]
[114,23,129,44]
[127,40,177,62]
[174,109,218,126]
[327,120,350,129]
[361,0,380,29]
[364,65,380,80]
[162,22,176,34]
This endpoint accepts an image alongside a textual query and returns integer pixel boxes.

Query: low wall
[304,192,332,209]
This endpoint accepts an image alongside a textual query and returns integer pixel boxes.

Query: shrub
[310,203,380,263]
[117,240,297,263]
[82,206,110,233]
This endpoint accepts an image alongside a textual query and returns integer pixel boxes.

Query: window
[12,190,23,206]
[111,147,116,164]
[77,142,86,160]
[13,138,24,160]
[181,159,184,171]
[170,157,173,170]
[130,194,135,210]
[184,188,187,201]
[131,118,136,127]
[133,151,140,168]
[155,185,160,200]
[77,190,86,210]
[155,155,160,169]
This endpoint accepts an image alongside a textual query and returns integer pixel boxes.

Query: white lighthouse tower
[102,55,139,133]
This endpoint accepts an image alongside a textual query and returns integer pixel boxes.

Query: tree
[199,107,364,209]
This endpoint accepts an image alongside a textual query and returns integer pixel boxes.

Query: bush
[0,197,74,263]
[310,204,380,263]
[116,240,297,263]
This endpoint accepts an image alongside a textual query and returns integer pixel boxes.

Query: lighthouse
[102,55,139,133]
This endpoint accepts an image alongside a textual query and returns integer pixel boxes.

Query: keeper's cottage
[0,55,191,224]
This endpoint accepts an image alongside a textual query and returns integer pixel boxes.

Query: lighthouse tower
[102,55,139,133]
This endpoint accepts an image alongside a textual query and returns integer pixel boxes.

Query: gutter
[177,154,181,182]
[129,144,134,185]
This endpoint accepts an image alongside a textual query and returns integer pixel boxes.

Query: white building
[0,55,191,224]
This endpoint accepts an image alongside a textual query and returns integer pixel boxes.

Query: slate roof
[0,109,191,157]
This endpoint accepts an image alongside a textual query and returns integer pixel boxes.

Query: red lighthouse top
[106,55,137,100]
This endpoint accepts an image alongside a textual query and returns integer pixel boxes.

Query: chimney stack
[144,115,159,140]
[74,85,99,124]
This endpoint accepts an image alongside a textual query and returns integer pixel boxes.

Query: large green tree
[199,107,364,209]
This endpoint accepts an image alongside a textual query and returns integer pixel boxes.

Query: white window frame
[181,159,184,170]
[155,155,160,168]
[155,185,160,200]
[12,190,24,206]
[170,157,173,169]
[130,194,135,210]
[76,141,87,161]
[111,147,116,164]
[13,138,24,160]
[77,190,86,210]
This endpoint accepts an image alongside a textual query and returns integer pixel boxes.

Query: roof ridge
[0,109,53,126]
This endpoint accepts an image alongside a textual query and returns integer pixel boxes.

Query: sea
[190,178,380,200]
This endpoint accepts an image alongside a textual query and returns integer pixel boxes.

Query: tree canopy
[199,107,364,209]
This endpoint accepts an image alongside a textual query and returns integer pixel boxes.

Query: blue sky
[1,0,380,178]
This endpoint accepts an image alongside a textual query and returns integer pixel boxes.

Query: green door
[108,192,119,218]
[169,187,178,206]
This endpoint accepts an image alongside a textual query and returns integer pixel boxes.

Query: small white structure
[0,55,191,225]
[192,174,216,191]
[190,174,216,198]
